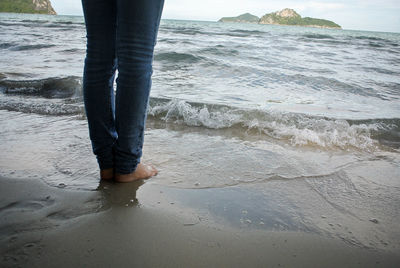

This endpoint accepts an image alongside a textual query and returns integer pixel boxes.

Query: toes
[149,164,158,176]
[143,163,158,176]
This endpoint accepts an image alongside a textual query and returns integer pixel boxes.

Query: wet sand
[1,176,399,268]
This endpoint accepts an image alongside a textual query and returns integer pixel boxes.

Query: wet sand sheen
[1,177,399,268]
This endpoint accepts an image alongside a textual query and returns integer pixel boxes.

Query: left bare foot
[114,163,158,183]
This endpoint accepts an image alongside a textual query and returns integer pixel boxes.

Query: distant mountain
[259,8,341,29]
[218,13,259,23]
[0,0,56,15]
[218,8,341,29]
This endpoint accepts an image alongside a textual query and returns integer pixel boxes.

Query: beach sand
[1,176,399,268]
[1,111,400,267]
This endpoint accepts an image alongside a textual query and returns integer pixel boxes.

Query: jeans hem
[115,161,139,174]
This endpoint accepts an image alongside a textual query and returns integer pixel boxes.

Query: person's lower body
[81,0,164,182]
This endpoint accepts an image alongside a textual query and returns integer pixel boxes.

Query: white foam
[149,99,384,151]
[149,99,242,129]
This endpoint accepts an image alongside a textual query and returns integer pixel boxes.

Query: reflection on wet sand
[97,179,144,208]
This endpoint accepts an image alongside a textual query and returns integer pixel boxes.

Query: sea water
[1,13,399,151]
[1,12,400,252]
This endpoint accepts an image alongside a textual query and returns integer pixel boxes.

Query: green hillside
[218,13,259,23]
[0,0,56,15]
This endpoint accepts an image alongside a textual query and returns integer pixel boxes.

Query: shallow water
[1,110,399,253]
[1,13,400,151]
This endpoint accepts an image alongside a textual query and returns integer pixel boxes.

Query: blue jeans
[82,0,164,174]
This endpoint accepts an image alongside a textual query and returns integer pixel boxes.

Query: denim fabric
[82,0,164,174]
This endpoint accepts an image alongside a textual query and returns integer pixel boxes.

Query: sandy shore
[1,176,399,267]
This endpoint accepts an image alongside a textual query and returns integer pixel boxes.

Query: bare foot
[114,163,158,183]
[100,168,114,180]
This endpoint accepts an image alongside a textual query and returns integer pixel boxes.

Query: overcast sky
[51,0,400,33]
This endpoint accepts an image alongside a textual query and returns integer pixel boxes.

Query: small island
[218,13,259,23]
[0,0,56,15]
[218,8,341,29]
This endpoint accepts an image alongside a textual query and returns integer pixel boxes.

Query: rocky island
[218,8,341,29]
[0,0,56,15]
[218,13,259,23]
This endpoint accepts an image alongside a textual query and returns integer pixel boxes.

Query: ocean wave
[60,48,86,54]
[159,26,204,36]
[17,19,82,25]
[302,34,334,39]
[363,67,400,76]
[148,98,400,151]
[21,19,49,24]
[9,44,56,51]
[154,52,203,63]
[157,38,194,45]
[0,42,16,49]
[149,98,242,129]
[297,37,348,46]
[0,76,82,99]
[41,23,81,29]
[299,34,398,51]
[0,88,398,151]
[0,21,47,28]
[199,47,239,56]
[0,22,19,27]
[0,97,84,116]
[159,26,266,38]
[368,42,385,48]
[0,20,83,30]
[355,36,386,41]
[231,29,266,35]
[287,74,393,99]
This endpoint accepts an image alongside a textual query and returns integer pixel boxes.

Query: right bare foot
[114,163,158,183]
